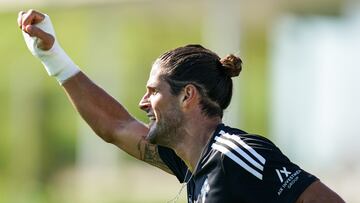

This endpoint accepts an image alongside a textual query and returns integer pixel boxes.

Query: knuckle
[22,12,30,22]
[27,9,39,18]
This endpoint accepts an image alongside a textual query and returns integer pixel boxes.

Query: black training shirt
[158,123,318,203]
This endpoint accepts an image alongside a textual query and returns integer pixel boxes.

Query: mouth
[147,113,156,121]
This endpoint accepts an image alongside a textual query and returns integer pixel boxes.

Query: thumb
[25,24,55,51]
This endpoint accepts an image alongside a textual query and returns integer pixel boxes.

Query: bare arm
[18,9,172,175]
[62,72,172,174]
[295,180,345,203]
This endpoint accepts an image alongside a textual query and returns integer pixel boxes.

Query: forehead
[147,61,165,87]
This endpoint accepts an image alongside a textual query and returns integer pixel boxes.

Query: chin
[146,122,159,144]
[146,122,171,146]
[146,117,180,147]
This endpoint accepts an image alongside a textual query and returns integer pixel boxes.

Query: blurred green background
[1,0,354,203]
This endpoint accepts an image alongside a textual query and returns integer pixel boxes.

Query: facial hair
[146,105,183,148]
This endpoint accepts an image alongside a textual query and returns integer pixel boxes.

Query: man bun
[220,54,242,77]
[158,45,241,118]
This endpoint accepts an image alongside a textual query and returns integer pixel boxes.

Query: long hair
[157,44,242,118]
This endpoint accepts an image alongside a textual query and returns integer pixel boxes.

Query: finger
[25,25,55,50]
[17,11,25,29]
[21,9,45,29]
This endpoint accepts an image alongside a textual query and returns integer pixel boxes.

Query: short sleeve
[158,145,189,183]
[207,133,318,203]
[221,156,317,202]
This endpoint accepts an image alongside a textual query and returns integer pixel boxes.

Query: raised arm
[18,9,172,174]
[62,72,172,174]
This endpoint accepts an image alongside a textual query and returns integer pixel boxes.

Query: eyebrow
[146,83,159,90]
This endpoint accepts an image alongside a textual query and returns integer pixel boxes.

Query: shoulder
[215,124,278,153]
[208,125,319,202]
[211,127,277,180]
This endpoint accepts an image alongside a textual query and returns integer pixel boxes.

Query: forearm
[62,71,135,143]
[19,10,173,173]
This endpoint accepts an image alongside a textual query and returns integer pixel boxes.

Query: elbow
[93,120,129,144]
[91,126,116,144]
[101,133,115,143]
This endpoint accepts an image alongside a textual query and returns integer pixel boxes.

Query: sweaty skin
[18,9,345,203]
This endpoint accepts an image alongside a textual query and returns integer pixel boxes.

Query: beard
[146,106,184,147]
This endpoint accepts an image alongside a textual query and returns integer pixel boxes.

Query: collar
[192,123,225,176]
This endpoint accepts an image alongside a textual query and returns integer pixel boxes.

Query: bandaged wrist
[22,14,80,84]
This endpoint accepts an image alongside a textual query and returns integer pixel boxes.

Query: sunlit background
[0,0,358,202]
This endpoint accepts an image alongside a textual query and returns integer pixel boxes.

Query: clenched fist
[18,9,54,51]
[18,9,80,84]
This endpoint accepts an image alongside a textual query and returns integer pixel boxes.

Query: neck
[173,116,221,172]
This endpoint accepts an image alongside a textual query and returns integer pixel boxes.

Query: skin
[18,9,345,203]
[139,62,221,170]
[139,62,185,147]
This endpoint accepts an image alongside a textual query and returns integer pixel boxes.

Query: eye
[151,89,159,96]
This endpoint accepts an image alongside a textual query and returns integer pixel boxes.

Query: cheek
[151,95,163,117]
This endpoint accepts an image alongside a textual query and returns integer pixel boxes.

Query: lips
[147,113,156,121]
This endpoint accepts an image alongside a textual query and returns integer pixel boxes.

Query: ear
[180,84,199,109]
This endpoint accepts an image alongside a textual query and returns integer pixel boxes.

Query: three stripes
[211,130,266,180]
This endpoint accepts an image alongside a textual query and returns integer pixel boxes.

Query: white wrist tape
[22,14,80,84]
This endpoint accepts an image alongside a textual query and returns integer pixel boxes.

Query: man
[18,9,344,203]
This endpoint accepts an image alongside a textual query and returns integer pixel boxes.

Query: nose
[139,93,150,112]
